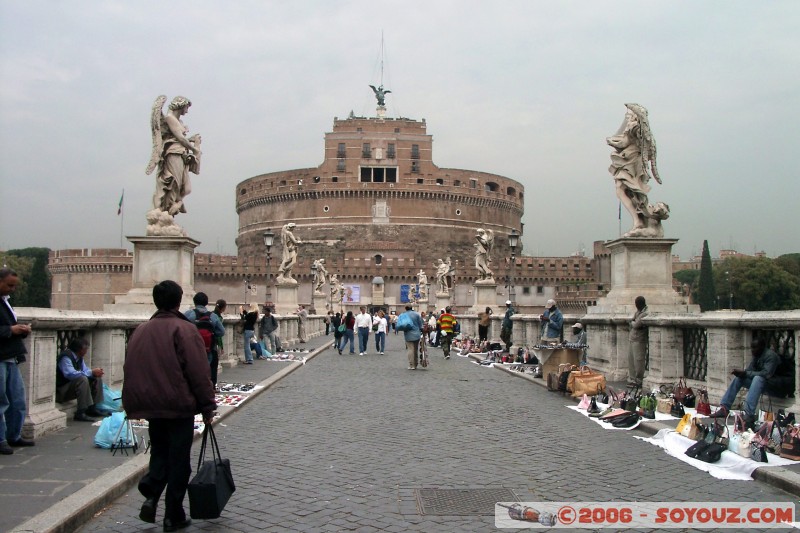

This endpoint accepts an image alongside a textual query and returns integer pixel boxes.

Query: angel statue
[313,258,328,294]
[417,269,428,301]
[435,257,452,295]
[474,228,495,283]
[369,84,391,107]
[276,223,303,284]
[329,273,340,305]
[607,103,670,238]
[145,96,202,233]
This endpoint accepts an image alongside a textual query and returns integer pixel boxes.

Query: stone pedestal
[435,293,451,312]
[274,283,299,315]
[107,236,199,313]
[470,282,497,313]
[589,237,698,315]
[312,293,328,313]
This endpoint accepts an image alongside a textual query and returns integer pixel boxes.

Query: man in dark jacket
[0,268,34,454]
[123,280,216,531]
[710,337,782,429]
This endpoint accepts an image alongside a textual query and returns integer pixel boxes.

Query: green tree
[0,252,34,305]
[3,247,51,307]
[716,257,800,311]
[696,240,716,311]
[673,269,700,302]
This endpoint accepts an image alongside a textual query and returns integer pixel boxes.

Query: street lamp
[263,229,275,309]
[508,229,519,306]
[726,270,733,309]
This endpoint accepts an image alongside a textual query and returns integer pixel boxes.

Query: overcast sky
[1,1,798,261]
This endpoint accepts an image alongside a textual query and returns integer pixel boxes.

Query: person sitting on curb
[709,337,783,429]
[56,337,110,421]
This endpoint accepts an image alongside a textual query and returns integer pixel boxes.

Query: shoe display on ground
[0,441,13,455]
[9,438,35,447]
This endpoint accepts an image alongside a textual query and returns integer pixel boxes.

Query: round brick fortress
[235,115,524,274]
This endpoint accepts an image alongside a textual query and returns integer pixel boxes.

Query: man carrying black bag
[123,280,217,532]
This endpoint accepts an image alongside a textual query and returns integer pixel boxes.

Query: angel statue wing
[625,103,662,185]
[145,95,167,175]
[485,230,495,262]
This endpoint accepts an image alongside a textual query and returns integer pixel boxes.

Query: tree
[696,240,716,311]
[715,257,800,311]
[673,269,700,302]
[3,248,51,307]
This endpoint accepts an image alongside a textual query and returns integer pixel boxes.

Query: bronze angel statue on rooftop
[369,84,391,107]
[146,95,202,227]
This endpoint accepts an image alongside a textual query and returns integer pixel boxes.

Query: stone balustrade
[457,310,799,411]
[13,308,325,439]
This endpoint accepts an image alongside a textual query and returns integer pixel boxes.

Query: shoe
[163,517,191,532]
[338,349,343,355]
[244,360,253,365]
[256,355,267,360]
[74,411,98,422]
[408,366,415,370]
[743,413,757,431]
[0,441,13,455]
[359,352,364,356]
[708,406,729,418]
[139,497,157,523]
[8,438,35,447]
[445,355,450,360]
[380,352,384,355]
[86,407,111,418]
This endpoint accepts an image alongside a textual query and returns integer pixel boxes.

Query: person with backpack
[185,292,225,383]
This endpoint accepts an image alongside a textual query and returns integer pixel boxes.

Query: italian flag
[117,189,124,215]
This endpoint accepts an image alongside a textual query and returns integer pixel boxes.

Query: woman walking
[338,311,356,354]
[373,310,388,355]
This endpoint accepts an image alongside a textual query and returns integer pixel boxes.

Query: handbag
[656,396,673,415]
[728,412,743,454]
[639,393,656,419]
[676,414,693,436]
[687,420,707,441]
[673,377,695,407]
[577,394,590,410]
[751,442,769,463]
[568,366,607,398]
[780,426,800,460]
[188,424,236,520]
[670,401,685,418]
[738,429,756,458]
[557,364,575,393]
[695,389,711,416]
[685,440,710,459]
[697,442,727,463]
[759,395,775,423]
[337,323,346,333]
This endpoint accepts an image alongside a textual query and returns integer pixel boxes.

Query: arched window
[374,255,383,265]
[485,181,499,192]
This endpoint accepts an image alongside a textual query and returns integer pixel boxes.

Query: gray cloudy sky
[1,1,798,261]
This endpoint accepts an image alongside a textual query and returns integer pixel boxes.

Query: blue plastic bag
[95,383,122,412]
[94,411,134,449]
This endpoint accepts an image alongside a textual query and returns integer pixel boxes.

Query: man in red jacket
[123,280,216,532]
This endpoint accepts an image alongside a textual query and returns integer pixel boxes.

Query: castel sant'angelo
[49,89,609,313]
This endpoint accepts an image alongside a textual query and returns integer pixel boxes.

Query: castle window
[323,205,330,212]
[313,176,321,183]
[455,209,462,216]
[537,286,544,295]
[337,159,346,171]
[279,180,287,186]
[522,287,531,295]
[359,166,398,183]
[411,161,419,173]
[454,180,461,187]
[485,181,499,192]
[337,143,346,158]
[470,179,477,189]
[411,144,420,159]
[507,186,516,196]
[357,127,362,132]
[240,188,247,195]
[362,143,371,158]
[436,178,444,185]
[331,176,339,183]
[417,178,424,184]
[394,128,400,133]
[374,254,383,265]
[387,143,396,159]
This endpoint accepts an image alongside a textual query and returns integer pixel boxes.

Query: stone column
[470,282,497,314]
[274,283,299,315]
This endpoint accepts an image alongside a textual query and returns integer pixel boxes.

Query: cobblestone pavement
[77,336,798,532]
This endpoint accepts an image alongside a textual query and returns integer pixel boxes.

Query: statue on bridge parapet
[145,95,202,236]
[276,223,303,284]
[607,103,670,238]
[474,228,495,283]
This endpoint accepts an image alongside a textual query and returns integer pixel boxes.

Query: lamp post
[508,229,519,307]
[263,229,275,309]
[726,270,733,309]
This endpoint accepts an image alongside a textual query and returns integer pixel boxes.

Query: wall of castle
[48,249,133,311]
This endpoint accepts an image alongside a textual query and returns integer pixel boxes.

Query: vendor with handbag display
[56,337,110,421]
[709,337,783,430]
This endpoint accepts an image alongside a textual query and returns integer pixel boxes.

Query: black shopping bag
[188,424,236,519]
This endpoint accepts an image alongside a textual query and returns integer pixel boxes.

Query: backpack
[194,310,215,352]
[396,312,414,332]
